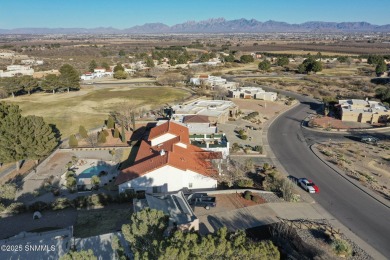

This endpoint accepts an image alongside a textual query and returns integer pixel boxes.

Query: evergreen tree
[78,125,88,139]
[89,60,97,72]
[276,56,289,67]
[97,131,106,143]
[19,75,38,95]
[41,74,60,94]
[59,64,80,92]
[121,125,126,143]
[113,70,128,79]
[0,102,59,169]
[114,63,124,72]
[0,77,22,98]
[122,208,169,260]
[375,60,387,75]
[114,128,120,138]
[258,60,271,71]
[122,209,280,260]
[101,62,110,70]
[240,55,254,63]
[146,57,155,67]
[60,249,97,260]
[69,135,78,148]
[107,116,115,128]
[224,54,235,62]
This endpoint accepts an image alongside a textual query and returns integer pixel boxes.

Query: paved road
[267,97,390,257]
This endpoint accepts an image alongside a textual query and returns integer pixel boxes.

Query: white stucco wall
[118,165,217,193]
[150,133,176,146]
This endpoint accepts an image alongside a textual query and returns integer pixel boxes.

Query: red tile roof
[115,121,221,185]
[148,121,190,144]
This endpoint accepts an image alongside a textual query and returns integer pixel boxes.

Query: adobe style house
[115,121,221,194]
[338,99,390,124]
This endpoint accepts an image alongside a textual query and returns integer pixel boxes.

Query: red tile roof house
[115,121,222,194]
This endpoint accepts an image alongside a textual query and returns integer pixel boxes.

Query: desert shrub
[331,239,352,257]
[5,202,27,214]
[29,201,49,212]
[280,179,295,202]
[118,190,137,203]
[244,191,252,200]
[231,143,240,152]
[254,145,263,154]
[52,198,73,210]
[251,195,262,203]
[241,135,248,140]
[73,196,88,208]
[236,179,254,188]
[87,194,105,207]
[243,112,259,120]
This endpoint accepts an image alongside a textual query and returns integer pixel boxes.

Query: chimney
[160,149,165,156]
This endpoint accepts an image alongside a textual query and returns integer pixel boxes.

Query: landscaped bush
[66,176,76,192]
[117,191,137,203]
[254,145,263,154]
[243,112,259,120]
[52,198,73,210]
[87,194,106,207]
[231,143,240,152]
[251,195,262,203]
[241,135,248,140]
[103,129,109,137]
[73,196,88,208]
[5,202,27,214]
[331,239,352,257]
[66,170,75,178]
[236,179,254,188]
[29,201,50,212]
[244,191,252,200]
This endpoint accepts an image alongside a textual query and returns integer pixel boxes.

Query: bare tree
[111,101,141,131]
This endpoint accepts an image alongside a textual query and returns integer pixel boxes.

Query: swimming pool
[78,165,110,178]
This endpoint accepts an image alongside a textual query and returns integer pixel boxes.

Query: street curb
[310,143,390,209]
[301,123,390,135]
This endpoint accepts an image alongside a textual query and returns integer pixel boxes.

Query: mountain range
[1,18,390,34]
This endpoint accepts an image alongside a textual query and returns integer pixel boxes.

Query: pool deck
[60,159,119,189]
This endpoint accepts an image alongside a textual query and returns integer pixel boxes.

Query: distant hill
[1,18,390,34]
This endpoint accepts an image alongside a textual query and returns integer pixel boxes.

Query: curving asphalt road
[267,95,390,257]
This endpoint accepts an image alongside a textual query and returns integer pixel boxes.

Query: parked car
[187,193,216,210]
[360,135,379,144]
[298,178,319,193]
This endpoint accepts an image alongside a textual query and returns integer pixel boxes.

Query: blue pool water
[78,165,110,178]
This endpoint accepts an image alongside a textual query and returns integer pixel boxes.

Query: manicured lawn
[5,86,190,138]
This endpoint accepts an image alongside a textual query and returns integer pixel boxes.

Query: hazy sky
[0,0,389,29]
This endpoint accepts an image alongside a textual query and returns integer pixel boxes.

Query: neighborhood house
[115,121,222,194]
[338,99,390,124]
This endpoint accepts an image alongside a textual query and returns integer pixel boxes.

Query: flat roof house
[171,100,238,124]
[339,99,390,124]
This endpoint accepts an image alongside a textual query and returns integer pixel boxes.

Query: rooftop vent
[160,149,165,156]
